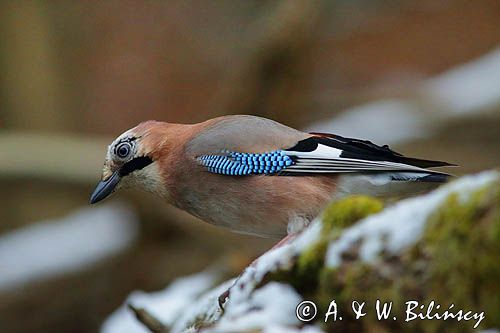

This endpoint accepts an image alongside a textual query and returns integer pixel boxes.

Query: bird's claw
[218,289,230,311]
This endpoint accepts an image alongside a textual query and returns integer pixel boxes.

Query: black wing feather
[306,132,454,168]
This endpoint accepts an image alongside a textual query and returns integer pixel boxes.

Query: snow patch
[423,46,500,114]
[326,170,499,267]
[171,278,236,333]
[0,203,138,289]
[102,271,219,333]
[215,282,302,332]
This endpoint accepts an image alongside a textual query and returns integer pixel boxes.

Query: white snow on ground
[102,271,221,333]
[101,221,324,333]
[423,46,500,114]
[170,278,236,332]
[102,270,324,333]
[305,100,428,144]
[306,46,500,145]
[214,282,302,332]
[0,203,138,289]
[325,170,499,267]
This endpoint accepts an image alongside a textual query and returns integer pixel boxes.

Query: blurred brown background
[1,1,499,332]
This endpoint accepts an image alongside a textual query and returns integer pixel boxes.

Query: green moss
[300,196,383,273]
[293,196,384,296]
[314,178,500,332]
[418,180,500,329]
[293,239,327,291]
[297,195,383,277]
[322,195,384,233]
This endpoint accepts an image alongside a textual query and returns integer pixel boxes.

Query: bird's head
[90,121,168,204]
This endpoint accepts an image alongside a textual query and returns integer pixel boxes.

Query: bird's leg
[268,232,298,251]
[218,232,298,310]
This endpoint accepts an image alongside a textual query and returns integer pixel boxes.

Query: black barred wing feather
[307,132,453,168]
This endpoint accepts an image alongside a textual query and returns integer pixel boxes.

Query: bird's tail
[337,172,453,199]
[388,172,452,183]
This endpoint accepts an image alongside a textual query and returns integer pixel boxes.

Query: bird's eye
[116,142,132,159]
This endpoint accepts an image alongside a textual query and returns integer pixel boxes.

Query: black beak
[90,171,121,204]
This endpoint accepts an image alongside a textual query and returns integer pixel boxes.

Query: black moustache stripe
[119,156,154,177]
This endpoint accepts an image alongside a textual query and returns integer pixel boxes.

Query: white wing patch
[286,143,342,158]
[284,144,445,175]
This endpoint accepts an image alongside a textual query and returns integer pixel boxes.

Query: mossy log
[274,172,499,333]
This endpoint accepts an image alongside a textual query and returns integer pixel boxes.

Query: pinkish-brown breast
[168,162,338,238]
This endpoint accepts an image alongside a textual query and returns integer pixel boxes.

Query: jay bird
[90,115,452,239]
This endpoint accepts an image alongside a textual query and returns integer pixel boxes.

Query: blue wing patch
[198,150,294,175]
